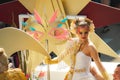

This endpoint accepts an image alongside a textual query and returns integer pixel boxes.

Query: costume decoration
[49,10,58,23]
[34,10,42,24]
[57,17,68,27]
[48,27,69,40]
[22,9,70,42]
[27,27,44,40]
[27,31,44,40]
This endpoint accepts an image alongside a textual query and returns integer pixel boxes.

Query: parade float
[0,0,120,80]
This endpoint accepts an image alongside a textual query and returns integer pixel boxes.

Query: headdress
[75,18,92,27]
[70,17,95,34]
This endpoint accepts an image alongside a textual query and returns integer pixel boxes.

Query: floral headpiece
[70,17,95,33]
[74,18,93,28]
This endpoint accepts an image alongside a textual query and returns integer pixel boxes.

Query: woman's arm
[90,65,104,80]
[44,39,75,64]
[89,45,110,80]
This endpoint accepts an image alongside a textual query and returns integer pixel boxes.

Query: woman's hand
[44,57,51,64]
[44,56,58,64]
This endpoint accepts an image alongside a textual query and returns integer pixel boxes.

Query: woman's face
[76,26,89,41]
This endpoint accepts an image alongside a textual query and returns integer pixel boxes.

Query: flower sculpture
[22,10,70,42]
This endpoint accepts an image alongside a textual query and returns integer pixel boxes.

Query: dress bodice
[72,51,96,80]
[74,51,91,72]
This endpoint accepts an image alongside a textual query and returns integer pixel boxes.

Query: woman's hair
[70,17,95,33]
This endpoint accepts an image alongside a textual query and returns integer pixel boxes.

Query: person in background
[45,17,110,80]
[0,48,8,73]
[0,48,27,80]
[113,64,120,80]
[8,58,15,69]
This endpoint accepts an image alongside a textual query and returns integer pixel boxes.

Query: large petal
[0,27,49,57]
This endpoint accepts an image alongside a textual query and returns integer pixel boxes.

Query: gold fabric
[0,68,27,80]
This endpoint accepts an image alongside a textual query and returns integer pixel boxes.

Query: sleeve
[57,38,78,63]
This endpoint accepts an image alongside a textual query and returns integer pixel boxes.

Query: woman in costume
[45,17,110,80]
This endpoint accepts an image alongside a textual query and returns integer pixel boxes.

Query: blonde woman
[45,18,110,80]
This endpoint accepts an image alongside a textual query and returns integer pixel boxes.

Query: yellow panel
[0,27,51,73]
[35,0,54,21]
[26,50,45,73]
[89,32,119,58]
[0,27,49,57]
[19,0,37,13]
[61,0,90,15]
[19,0,90,15]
